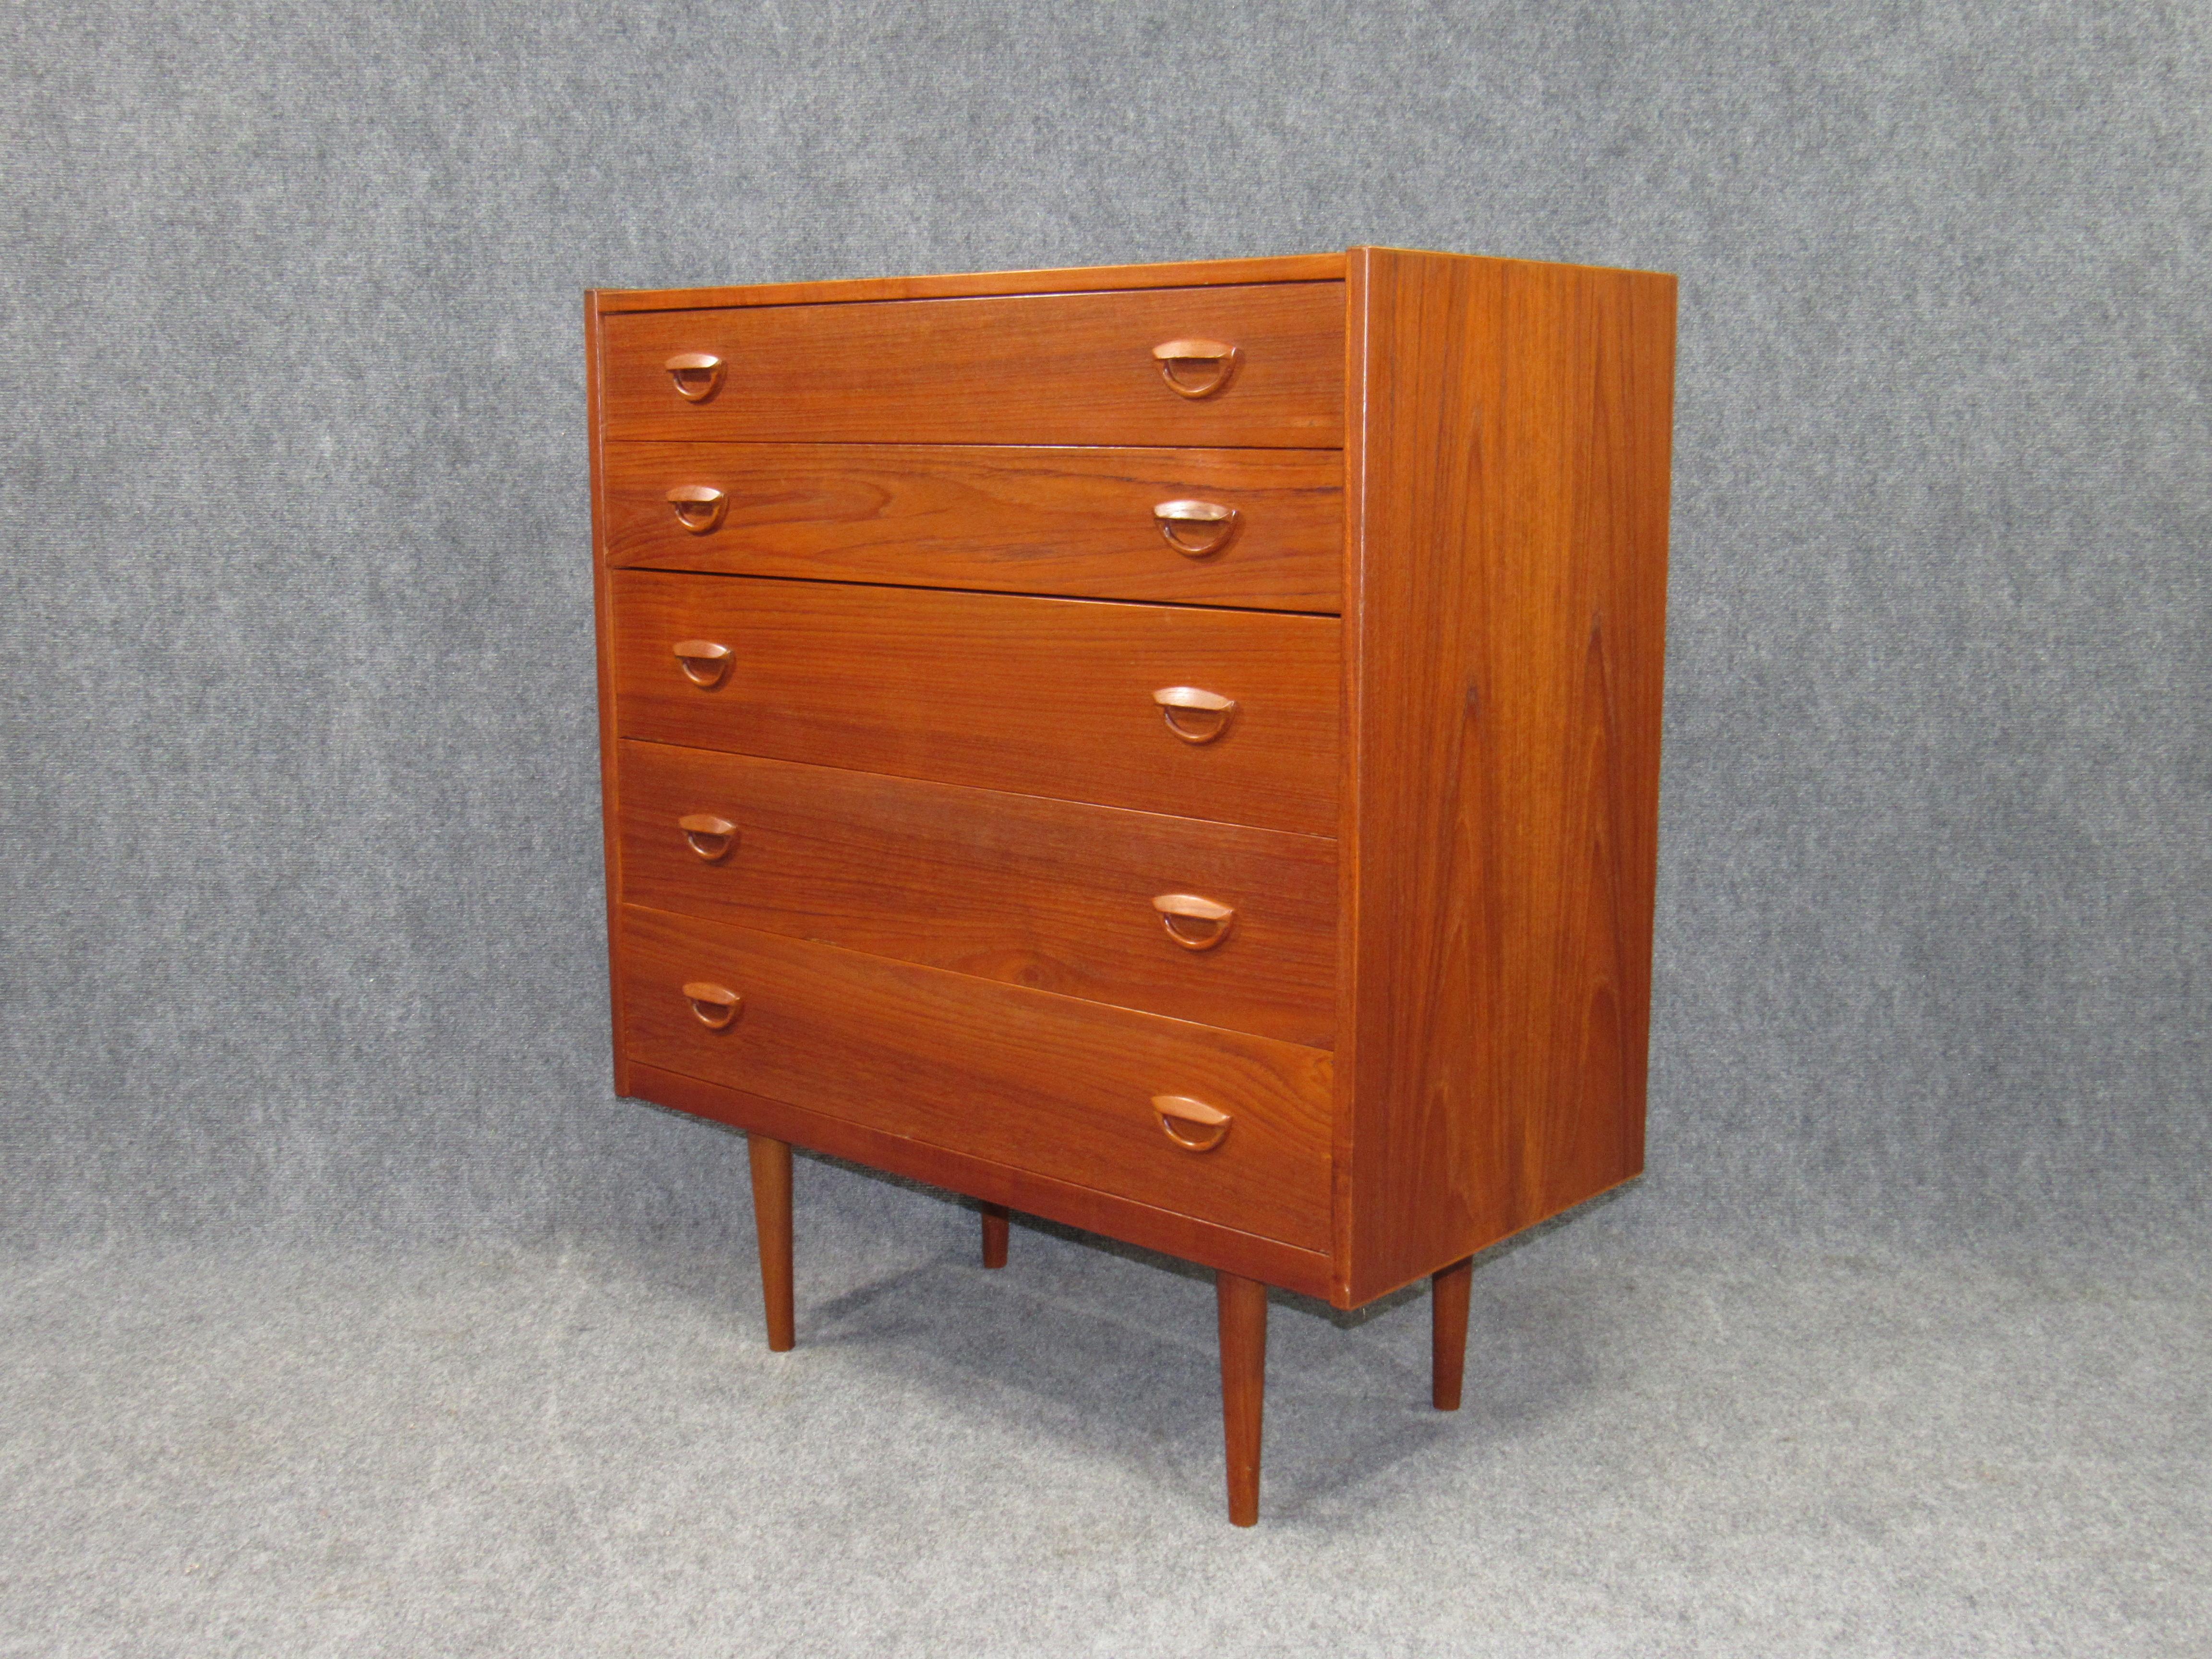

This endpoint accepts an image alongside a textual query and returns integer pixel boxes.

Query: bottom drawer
[618,904,1332,1250]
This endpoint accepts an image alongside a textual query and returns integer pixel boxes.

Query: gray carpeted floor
[4,1159,2204,1658]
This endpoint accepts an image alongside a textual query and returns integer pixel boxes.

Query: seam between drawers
[607,565,1344,620]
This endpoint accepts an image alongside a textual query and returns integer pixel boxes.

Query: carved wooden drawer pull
[663,352,725,403]
[1153,499,1240,557]
[1153,1094,1232,1153]
[666,485,728,535]
[1152,892,1235,951]
[672,639,732,686]
[1150,338,1241,399]
[1152,685,1237,744]
[678,813,738,861]
[682,981,742,1029]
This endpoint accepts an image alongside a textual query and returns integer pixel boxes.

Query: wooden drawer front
[610,572,1340,836]
[599,284,1344,447]
[618,740,1338,1048]
[619,905,1333,1249]
[601,443,1343,613]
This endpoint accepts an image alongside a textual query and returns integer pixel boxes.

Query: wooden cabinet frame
[584,248,1676,1519]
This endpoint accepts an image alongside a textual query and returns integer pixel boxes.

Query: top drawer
[598,284,1345,447]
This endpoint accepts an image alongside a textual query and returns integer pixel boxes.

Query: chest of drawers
[584,248,1676,1524]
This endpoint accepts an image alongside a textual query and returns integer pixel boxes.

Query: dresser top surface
[589,248,1676,316]
[590,252,1348,315]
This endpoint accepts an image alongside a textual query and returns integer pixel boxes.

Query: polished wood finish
[1334,249,1676,1304]
[1151,337,1241,398]
[663,351,725,403]
[1150,685,1238,745]
[1431,1256,1473,1410]
[601,284,1344,447]
[596,252,1348,314]
[1150,892,1237,952]
[674,811,736,859]
[1154,499,1241,558]
[681,980,742,1028]
[617,741,1337,1047]
[630,1062,1337,1298]
[1153,1094,1234,1153]
[610,572,1341,837]
[663,483,728,535]
[619,904,1334,1249]
[599,442,1342,613]
[588,249,1675,1525]
[669,638,730,686]
[1216,1272,1268,1527]
[585,293,635,1098]
[748,1133,795,1352]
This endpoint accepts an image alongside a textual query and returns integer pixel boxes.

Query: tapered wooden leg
[1431,1256,1474,1410]
[1216,1271,1268,1527]
[747,1133,794,1352]
[979,1202,1010,1269]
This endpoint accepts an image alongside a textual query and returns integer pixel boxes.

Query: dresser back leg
[1431,1256,1474,1410]
[747,1133,796,1351]
[1215,1271,1269,1526]
[979,1202,1010,1269]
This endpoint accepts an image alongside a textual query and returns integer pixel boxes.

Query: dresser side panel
[1340,249,1676,1303]
[586,293,634,1097]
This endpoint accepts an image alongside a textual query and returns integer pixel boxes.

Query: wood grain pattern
[584,293,635,1098]
[600,442,1343,613]
[617,740,1338,1047]
[1334,249,1676,1304]
[594,253,1347,314]
[1431,1256,1472,1410]
[610,572,1341,837]
[748,1134,795,1351]
[625,1062,1337,1298]
[1216,1272,1268,1526]
[618,904,1334,1250]
[601,285,1344,447]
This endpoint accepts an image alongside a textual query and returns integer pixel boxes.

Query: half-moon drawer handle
[672,639,731,686]
[1153,1094,1232,1153]
[1150,338,1241,399]
[663,352,725,403]
[1152,892,1236,950]
[666,485,728,535]
[678,813,738,861]
[1153,499,1240,557]
[1152,685,1238,744]
[682,981,742,1029]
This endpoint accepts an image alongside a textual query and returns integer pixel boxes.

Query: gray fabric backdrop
[2,0,2204,1255]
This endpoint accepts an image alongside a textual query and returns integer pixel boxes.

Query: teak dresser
[584,248,1676,1525]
